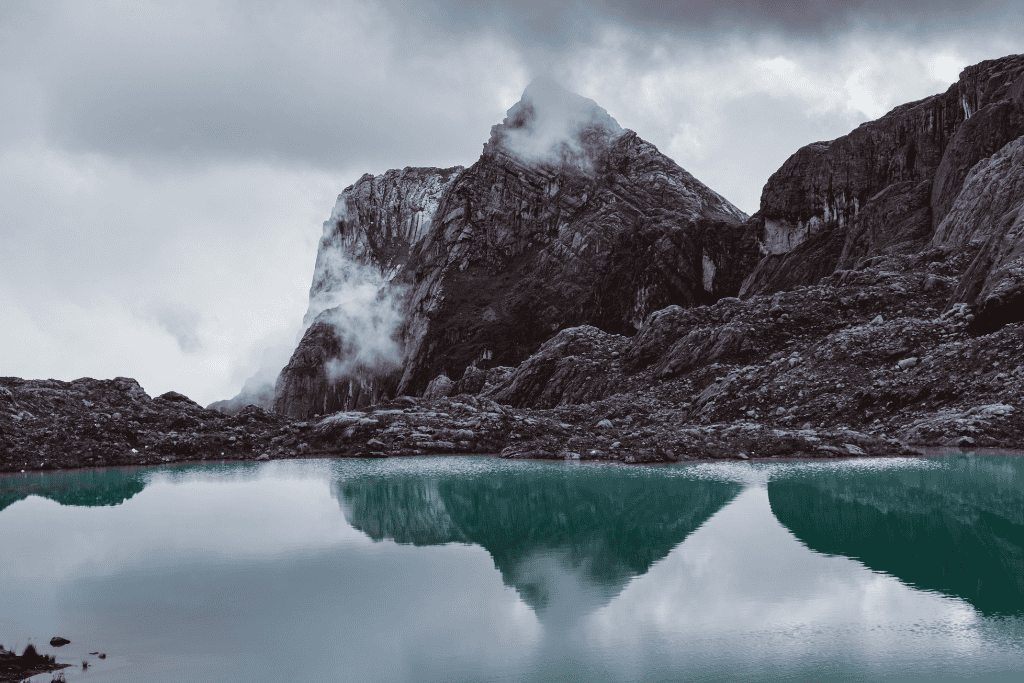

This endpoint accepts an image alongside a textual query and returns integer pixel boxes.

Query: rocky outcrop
[835,180,935,269]
[739,226,846,298]
[273,309,400,419]
[0,644,69,682]
[483,326,629,408]
[396,78,751,395]
[743,53,1024,297]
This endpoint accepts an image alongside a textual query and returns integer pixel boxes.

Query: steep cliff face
[742,53,1024,297]
[395,79,751,395]
[274,167,461,418]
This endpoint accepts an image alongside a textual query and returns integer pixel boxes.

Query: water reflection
[1,457,1024,682]
[0,469,147,512]
[336,463,742,617]
[768,454,1024,616]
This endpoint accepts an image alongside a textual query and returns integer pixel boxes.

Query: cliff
[741,53,1024,297]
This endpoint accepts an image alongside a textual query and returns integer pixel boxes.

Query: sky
[1,0,1023,406]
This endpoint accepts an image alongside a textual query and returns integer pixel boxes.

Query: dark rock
[261,166,461,421]
[0,376,297,472]
[422,375,455,400]
[306,165,463,323]
[49,637,70,647]
[931,78,1024,228]
[836,180,934,269]
[744,54,1024,296]
[454,365,487,395]
[155,391,200,407]
[273,312,398,419]
[740,226,845,297]
[485,326,628,408]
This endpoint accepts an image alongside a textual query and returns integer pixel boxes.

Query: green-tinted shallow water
[2,455,1024,682]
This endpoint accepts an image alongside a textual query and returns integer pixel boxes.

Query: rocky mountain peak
[486,77,624,170]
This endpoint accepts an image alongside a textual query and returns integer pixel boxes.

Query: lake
[2,454,1024,682]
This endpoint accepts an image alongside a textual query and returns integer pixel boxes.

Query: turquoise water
[2,455,1024,682]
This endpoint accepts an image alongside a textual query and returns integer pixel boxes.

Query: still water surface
[2,455,1024,682]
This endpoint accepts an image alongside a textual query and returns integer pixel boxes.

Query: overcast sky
[2,0,1023,406]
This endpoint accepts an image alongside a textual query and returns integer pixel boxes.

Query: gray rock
[422,375,455,400]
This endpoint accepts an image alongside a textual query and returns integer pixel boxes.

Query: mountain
[272,78,753,417]
[741,54,1024,301]
[139,53,1024,470]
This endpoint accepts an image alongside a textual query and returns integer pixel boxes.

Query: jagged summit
[487,77,625,169]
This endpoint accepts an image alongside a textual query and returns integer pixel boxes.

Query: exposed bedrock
[395,79,752,396]
[743,53,1024,297]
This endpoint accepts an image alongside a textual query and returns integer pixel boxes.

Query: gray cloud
[381,0,1024,45]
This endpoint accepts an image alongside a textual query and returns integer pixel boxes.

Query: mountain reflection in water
[0,468,147,512]
[335,464,742,617]
[768,453,1024,616]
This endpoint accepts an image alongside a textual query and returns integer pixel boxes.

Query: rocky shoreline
[0,644,68,683]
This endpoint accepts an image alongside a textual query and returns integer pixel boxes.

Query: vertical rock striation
[741,53,1024,297]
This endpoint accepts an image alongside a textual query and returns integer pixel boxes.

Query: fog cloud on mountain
[1,0,1022,404]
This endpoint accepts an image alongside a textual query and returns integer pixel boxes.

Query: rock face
[939,134,1024,331]
[395,78,751,395]
[272,166,462,419]
[273,314,392,418]
[742,53,1024,297]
